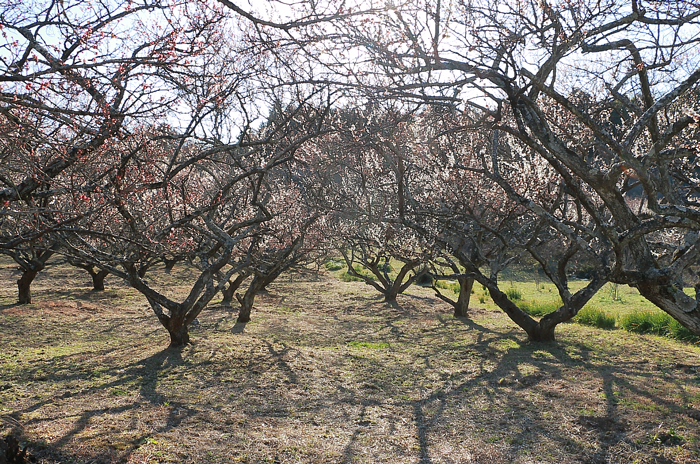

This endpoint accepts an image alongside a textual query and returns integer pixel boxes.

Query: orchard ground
[0,256,699,464]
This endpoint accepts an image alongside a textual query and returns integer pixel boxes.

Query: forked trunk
[17,270,38,305]
[222,273,247,304]
[91,270,109,291]
[454,277,474,318]
[384,287,399,302]
[525,324,557,342]
[487,275,605,342]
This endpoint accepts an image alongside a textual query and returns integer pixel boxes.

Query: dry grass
[0,257,699,463]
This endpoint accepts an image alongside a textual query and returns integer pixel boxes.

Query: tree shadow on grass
[9,347,196,464]
[5,281,698,463]
[333,322,697,464]
[0,302,21,311]
[438,313,497,334]
[231,321,247,334]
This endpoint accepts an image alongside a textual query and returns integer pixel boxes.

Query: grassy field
[1,256,700,463]
[475,279,666,318]
[330,258,679,321]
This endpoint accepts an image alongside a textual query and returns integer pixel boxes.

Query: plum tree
[320,0,700,337]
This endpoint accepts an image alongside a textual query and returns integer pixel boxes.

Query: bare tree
[68,259,110,291]
[1,0,332,347]
[324,0,700,336]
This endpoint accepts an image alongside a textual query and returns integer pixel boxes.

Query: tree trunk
[17,270,38,304]
[166,317,190,348]
[221,284,235,304]
[237,276,266,323]
[163,258,177,274]
[237,292,254,323]
[384,287,399,302]
[222,273,247,304]
[488,284,558,341]
[636,282,700,335]
[453,276,474,318]
[526,323,557,342]
[13,245,58,305]
[91,270,109,291]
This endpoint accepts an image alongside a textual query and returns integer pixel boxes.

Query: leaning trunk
[237,276,266,323]
[222,273,247,304]
[636,282,700,335]
[17,270,38,304]
[453,276,474,317]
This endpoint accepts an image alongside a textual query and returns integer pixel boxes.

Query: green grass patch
[380,262,393,273]
[619,311,700,343]
[324,259,345,271]
[667,319,700,344]
[519,300,561,317]
[416,272,433,286]
[435,280,460,295]
[347,341,390,349]
[340,271,368,282]
[619,311,672,336]
[340,271,361,282]
[573,306,616,329]
[505,288,522,300]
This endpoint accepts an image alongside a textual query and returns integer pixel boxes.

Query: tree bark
[488,285,541,337]
[13,245,58,305]
[167,318,190,348]
[90,269,109,291]
[222,273,247,304]
[236,276,266,323]
[17,270,38,304]
[163,257,178,274]
[526,324,557,342]
[454,276,474,318]
[384,287,399,302]
[636,282,700,335]
[236,292,254,323]
[68,260,110,291]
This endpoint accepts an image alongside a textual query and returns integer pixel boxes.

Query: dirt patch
[1,300,109,317]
